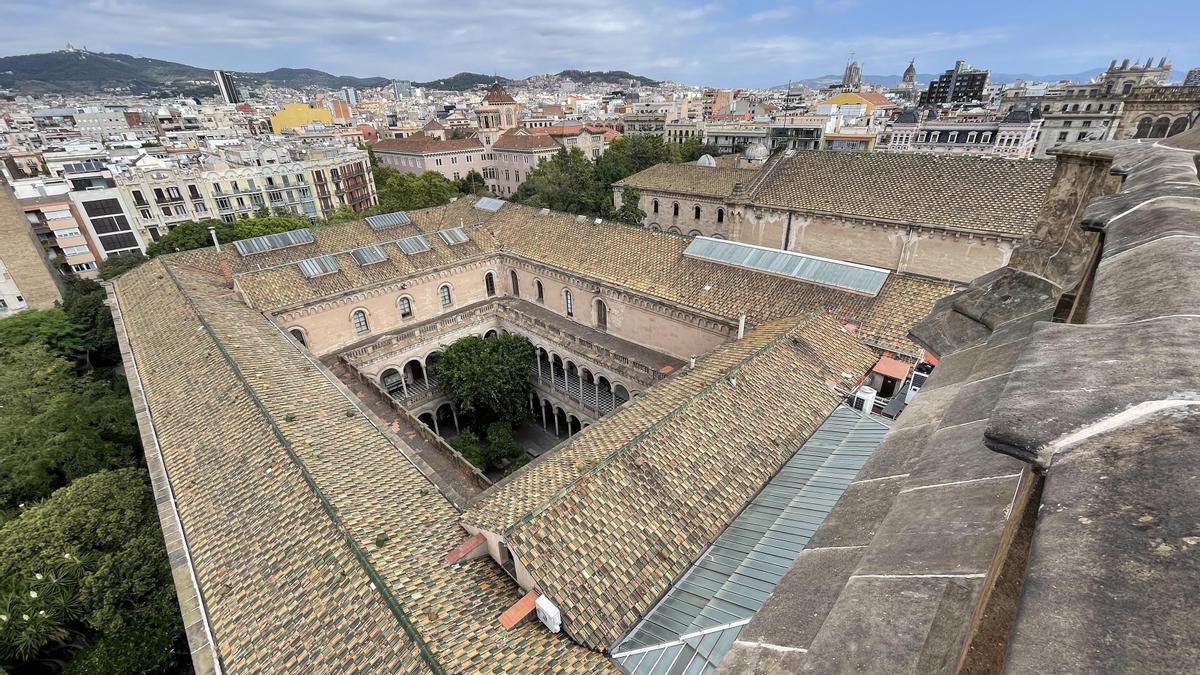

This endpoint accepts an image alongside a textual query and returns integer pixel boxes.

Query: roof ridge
[501,313,821,537]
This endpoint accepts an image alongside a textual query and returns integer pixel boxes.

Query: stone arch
[484,329,498,339]
[435,402,459,435]
[1151,116,1171,139]
[287,326,307,346]
[569,415,582,436]
[438,282,454,307]
[614,383,630,408]
[535,279,545,303]
[667,226,681,234]
[687,229,701,236]
[554,407,568,438]
[509,269,520,297]
[1134,116,1154,139]
[1168,117,1189,137]
[417,412,435,432]
[380,367,404,397]
[484,271,497,297]
[594,298,608,331]
[350,307,370,334]
[649,223,661,231]
[711,233,726,240]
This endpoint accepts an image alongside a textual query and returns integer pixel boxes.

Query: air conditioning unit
[851,385,877,413]
[535,595,561,633]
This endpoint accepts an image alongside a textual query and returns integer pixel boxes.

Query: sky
[2,0,1198,87]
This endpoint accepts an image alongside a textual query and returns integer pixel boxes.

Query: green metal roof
[611,405,891,674]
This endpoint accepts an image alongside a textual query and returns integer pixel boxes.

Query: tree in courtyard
[97,251,147,280]
[513,147,604,216]
[373,169,459,213]
[455,169,489,196]
[61,279,120,369]
[145,214,311,258]
[436,334,535,430]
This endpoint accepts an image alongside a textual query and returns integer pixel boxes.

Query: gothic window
[717,208,724,224]
[398,296,413,319]
[652,199,659,214]
[564,289,574,317]
[535,280,545,302]
[510,270,520,296]
[352,310,369,334]
[485,272,496,297]
[439,284,453,307]
[693,205,701,220]
[672,202,679,217]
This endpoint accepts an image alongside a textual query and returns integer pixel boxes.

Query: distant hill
[242,68,389,89]
[0,49,391,95]
[554,70,659,86]
[415,72,510,91]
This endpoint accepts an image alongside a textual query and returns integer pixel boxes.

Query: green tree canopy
[97,251,147,280]
[145,214,311,258]
[373,168,460,213]
[435,334,535,431]
[0,309,86,361]
[455,169,489,196]
[0,468,182,668]
[61,279,120,369]
[512,147,604,216]
[614,186,648,225]
[0,345,138,513]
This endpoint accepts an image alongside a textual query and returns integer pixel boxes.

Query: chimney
[1109,59,1117,70]
[737,312,746,339]
[689,355,696,369]
[1121,58,1131,70]
[209,226,233,289]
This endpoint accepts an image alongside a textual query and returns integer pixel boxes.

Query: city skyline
[2,0,1198,88]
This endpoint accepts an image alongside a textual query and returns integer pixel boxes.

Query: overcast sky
[2,0,1198,87]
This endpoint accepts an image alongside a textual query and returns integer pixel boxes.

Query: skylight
[438,227,470,246]
[474,197,504,212]
[396,234,431,255]
[232,228,315,257]
[365,211,412,230]
[350,245,388,266]
[683,237,889,296]
[297,254,339,278]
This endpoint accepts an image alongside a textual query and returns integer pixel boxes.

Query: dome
[743,142,769,160]
[696,154,717,167]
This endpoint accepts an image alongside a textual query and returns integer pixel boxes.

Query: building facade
[919,60,990,105]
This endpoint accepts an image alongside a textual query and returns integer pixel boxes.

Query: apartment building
[1,177,62,314]
[11,174,102,279]
[489,130,562,196]
[881,108,1044,158]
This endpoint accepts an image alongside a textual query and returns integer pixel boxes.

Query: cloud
[747,7,795,22]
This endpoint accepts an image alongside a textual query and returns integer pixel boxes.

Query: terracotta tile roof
[220,198,953,353]
[422,119,444,130]
[463,313,879,650]
[748,151,1055,236]
[482,83,517,104]
[858,91,894,108]
[616,163,758,198]
[112,258,613,673]
[373,135,483,155]
[492,129,562,152]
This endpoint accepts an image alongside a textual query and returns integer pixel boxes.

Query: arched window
[510,270,520,296]
[485,272,496,297]
[1134,117,1153,139]
[398,296,414,319]
[564,289,574,317]
[595,299,607,330]
[652,199,659,214]
[693,205,700,220]
[672,202,679,217]
[439,284,453,307]
[1122,82,1134,96]
[717,208,724,224]
[535,280,544,303]
[289,328,306,346]
[687,229,701,236]
[1168,117,1189,137]
[1151,117,1171,138]
[351,310,369,334]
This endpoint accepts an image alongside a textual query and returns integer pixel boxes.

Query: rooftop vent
[575,215,587,224]
[396,234,431,255]
[350,244,388,266]
[365,211,412,230]
[474,197,505,212]
[539,208,550,216]
[297,254,339,278]
[438,226,470,246]
[593,218,602,225]
[233,228,315,256]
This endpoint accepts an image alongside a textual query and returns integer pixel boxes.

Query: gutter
[104,282,223,675]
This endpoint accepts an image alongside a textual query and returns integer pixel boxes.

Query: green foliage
[0,469,181,671]
[614,186,648,226]
[0,309,86,361]
[97,251,147,280]
[145,215,311,258]
[451,423,524,473]
[373,167,460,213]
[513,147,604,216]
[322,205,361,224]
[61,279,120,369]
[0,346,138,514]
[513,135,715,221]
[63,593,184,675]
[436,334,535,431]
[455,169,489,196]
